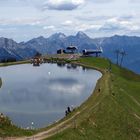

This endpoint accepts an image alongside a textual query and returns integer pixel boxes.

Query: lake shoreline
[0,58,103,138]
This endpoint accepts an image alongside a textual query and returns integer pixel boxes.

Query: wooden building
[57,49,66,54]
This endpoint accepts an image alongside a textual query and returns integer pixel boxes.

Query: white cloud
[89,0,115,3]
[75,23,101,31]
[0,17,54,27]
[42,0,85,10]
[0,18,45,26]
[129,0,140,3]
[99,17,140,32]
[62,20,73,26]
[43,25,55,30]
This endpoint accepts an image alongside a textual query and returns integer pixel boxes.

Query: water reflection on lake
[0,63,102,128]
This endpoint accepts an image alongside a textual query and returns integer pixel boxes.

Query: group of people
[65,106,72,116]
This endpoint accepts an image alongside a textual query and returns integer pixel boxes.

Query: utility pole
[120,51,127,67]
[108,59,112,72]
[115,49,120,65]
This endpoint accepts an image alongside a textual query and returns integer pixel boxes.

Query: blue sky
[0,0,140,42]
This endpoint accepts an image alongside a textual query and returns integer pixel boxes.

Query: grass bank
[0,60,30,67]
[0,57,140,140]
[45,57,140,140]
[0,116,35,137]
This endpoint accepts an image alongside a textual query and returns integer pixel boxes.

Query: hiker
[67,106,71,113]
[65,110,68,116]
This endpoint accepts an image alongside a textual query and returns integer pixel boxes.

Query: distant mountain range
[0,37,37,61]
[0,31,140,74]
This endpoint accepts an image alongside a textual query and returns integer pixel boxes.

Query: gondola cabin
[83,48,103,57]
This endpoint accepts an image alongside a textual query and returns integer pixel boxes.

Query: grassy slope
[0,117,35,137]
[46,57,140,140]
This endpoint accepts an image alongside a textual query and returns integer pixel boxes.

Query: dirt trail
[3,111,81,140]
[5,100,90,140]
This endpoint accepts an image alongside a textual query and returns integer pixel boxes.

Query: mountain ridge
[0,32,140,74]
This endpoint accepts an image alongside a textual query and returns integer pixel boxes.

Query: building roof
[67,46,77,50]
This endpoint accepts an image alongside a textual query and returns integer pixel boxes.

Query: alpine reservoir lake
[0,63,102,128]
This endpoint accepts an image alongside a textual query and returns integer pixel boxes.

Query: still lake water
[0,63,102,128]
